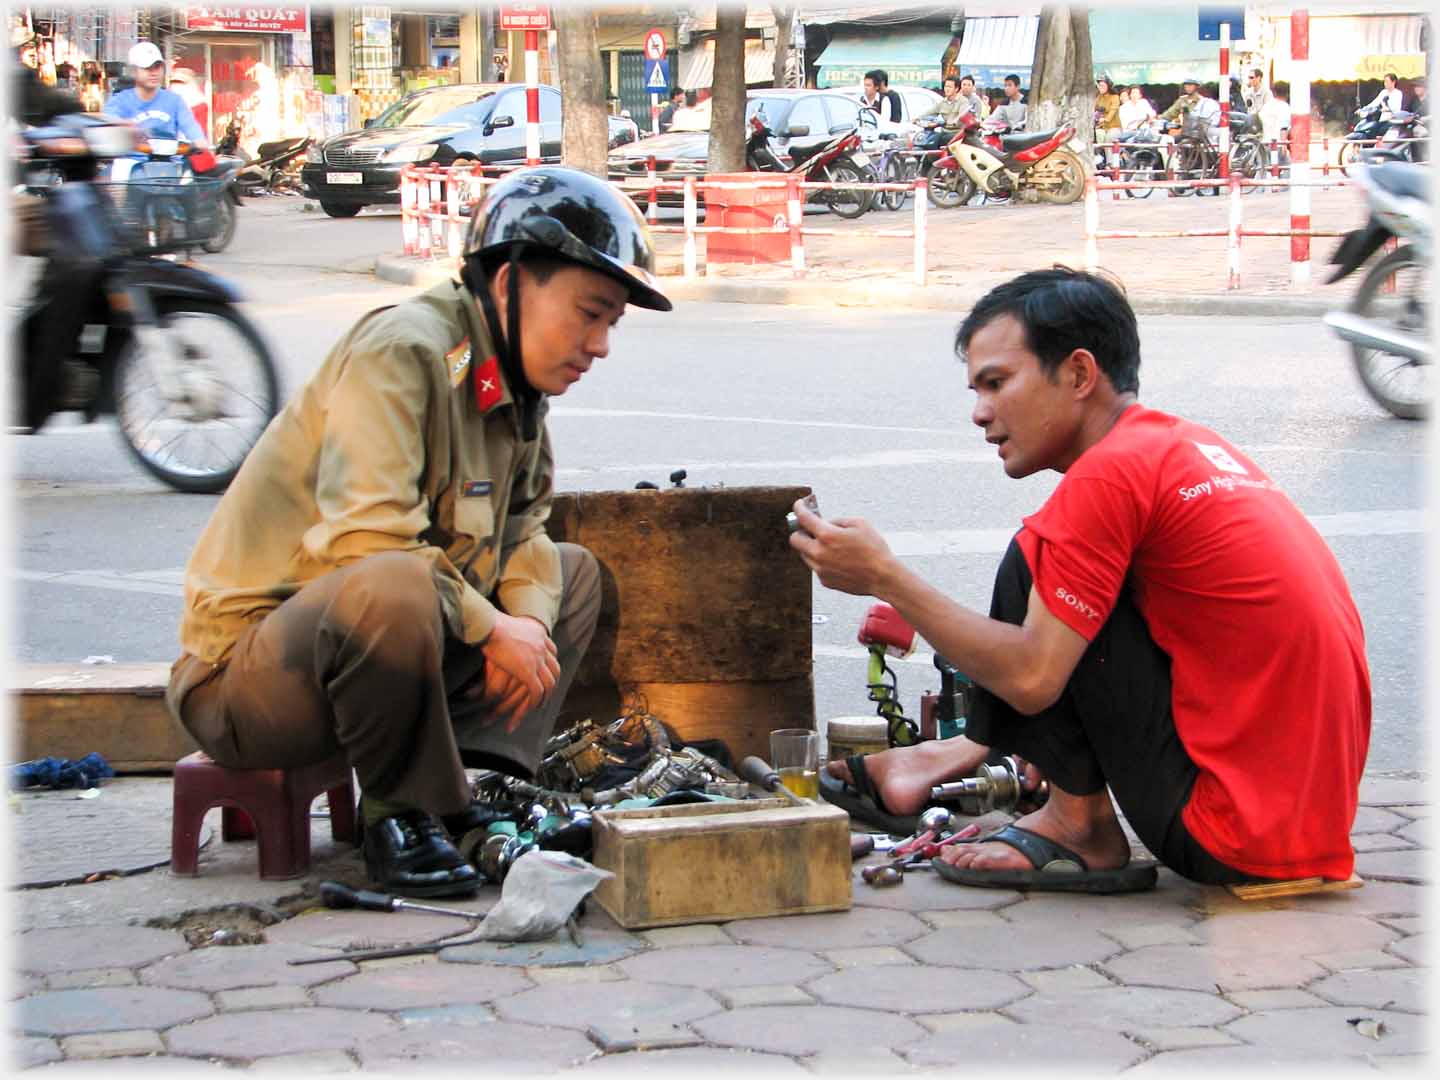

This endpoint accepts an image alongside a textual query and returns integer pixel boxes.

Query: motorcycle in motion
[925,109,1088,208]
[745,108,877,219]
[15,110,281,492]
[107,134,244,253]
[1339,105,1427,174]
[1323,154,1430,420]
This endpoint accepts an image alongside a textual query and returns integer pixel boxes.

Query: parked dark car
[607,88,868,204]
[301,82,640,217]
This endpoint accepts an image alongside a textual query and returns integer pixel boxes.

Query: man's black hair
[671,87,685,101]
[864,68,884,86]
[944,74,961,92]
[1004,73,1021,87]
[955,267,1141,395]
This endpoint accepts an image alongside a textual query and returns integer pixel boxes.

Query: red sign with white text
[499,5,552,32]
[186,6,309,34]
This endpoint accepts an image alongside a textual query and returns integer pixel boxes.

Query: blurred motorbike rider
[166,168,672,898]
[104,41,208,147]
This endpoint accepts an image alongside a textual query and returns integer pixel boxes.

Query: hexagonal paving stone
[1194,909,1398,955]
[995,891,1199,934]
[495,980,721,1033]
[807,964,1029,1012]
[1350,806,1412,834]
[574,1046,809,1072]
[1387,932,1426,966]
[850,866,1021,912]
[905,923,1121,971]
[26,1056,234,1072]
[1100,943,1326,994]
[1308,967,1426,1013]
[18,926,188,974]
[691,1005,927,1057]
[441,928,643,968]
[1357,777,1427,806]
[1005,986,1242,1030]
[725,907,928,950]
[16,987,213,1037]
[1285,880,1426,919]
[12,1036,61,1067]
[166,1006,389,1059]
[1125,1045,1345,1071]
[1356,848,1427,884]
[265,908,481,949]
[357,1019,596,1070]
[1223,1007,1425,1056]
[312,959,531,1009]
[141,942,354,991]
[617,944,830,989]
[903,1023,1148,1069]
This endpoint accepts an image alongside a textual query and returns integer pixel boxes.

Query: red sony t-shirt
[1015,405,1370,881]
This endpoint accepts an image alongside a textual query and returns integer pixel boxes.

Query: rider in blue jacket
[105,41,208,146]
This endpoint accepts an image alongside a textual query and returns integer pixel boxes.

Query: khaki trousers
[172,544,601,817]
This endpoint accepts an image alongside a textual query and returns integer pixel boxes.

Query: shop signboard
[499,6,551,32]
[185,6,310,34]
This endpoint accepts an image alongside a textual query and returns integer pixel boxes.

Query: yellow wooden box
[590,798,853,929]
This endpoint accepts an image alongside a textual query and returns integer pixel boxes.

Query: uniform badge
[446,339,471,387]
[473,354,503,412]
[462,480,493,497]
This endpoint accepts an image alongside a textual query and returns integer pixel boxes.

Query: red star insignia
[473,355,502,411]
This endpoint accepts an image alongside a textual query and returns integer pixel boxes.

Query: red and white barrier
[1290,9,1311,287]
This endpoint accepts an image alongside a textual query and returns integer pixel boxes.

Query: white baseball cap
[128,41,163,68]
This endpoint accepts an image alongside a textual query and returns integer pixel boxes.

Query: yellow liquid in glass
[778,767,819,799]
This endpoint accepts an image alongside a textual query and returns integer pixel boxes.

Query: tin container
[825,715,890,762]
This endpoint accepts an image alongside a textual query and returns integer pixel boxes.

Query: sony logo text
[1055,587,1102,621]
[1178,473,1280,501]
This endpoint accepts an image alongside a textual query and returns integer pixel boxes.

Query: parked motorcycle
[925,110,1087,208]
[1339,105,1425,175]
[15,111,280,492]
[227,127,310,197]
[1323,154,1430,420]
[745,108,877,219]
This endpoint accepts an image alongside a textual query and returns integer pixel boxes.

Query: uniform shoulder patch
[446,339,472,387]
[473,355,503,412]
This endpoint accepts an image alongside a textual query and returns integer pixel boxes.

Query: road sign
[499,5,551,32]
[644,57,670,92]
[644,28,667,61]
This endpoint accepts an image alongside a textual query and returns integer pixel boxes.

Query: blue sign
[1198,5,1245,41]
[644,57,670,92]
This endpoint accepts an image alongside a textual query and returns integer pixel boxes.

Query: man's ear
[488,260,512,324]
[1065,348,1104,399]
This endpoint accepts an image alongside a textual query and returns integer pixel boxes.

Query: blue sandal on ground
[932,823,1159,894]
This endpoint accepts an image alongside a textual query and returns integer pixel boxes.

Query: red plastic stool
[171,751,358,880]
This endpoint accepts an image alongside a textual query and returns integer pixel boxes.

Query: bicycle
[1168,115,1269,197]
[872,133,915,211]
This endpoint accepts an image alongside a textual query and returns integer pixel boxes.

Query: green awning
[815,27,955,89]
[1089,7,1220,86]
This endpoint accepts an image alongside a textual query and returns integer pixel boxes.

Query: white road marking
[12,509,1423,599]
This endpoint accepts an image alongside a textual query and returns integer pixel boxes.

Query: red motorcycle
[925,110,1087,208]
[745,110,877,219]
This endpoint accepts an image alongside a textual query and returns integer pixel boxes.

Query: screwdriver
[319,880,483,921]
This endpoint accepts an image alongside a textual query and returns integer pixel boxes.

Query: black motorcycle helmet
[460,166,670,435]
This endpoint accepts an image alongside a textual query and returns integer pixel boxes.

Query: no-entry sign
[644,28,667,62]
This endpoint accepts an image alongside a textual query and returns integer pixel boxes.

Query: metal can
[825,716,891,762]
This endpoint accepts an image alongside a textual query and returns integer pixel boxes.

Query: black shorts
[963,536,1263,886]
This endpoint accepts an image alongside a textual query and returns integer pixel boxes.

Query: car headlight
[381,144,439,164]
[306,143,324,163]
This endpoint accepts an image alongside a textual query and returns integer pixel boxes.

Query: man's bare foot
[936,788,1131,872]
[825,737,989,816]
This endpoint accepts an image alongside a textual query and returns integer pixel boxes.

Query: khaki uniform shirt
[174,279,563,671]
[1160,90,1203,124]
[918,95,969,129]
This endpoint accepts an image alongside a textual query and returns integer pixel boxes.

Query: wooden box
[590,798,853,929]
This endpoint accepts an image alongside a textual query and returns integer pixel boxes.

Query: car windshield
[371,87,495,129]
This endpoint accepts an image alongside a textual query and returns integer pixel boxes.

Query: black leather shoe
[363,809,480,898]
[440,801,508,840]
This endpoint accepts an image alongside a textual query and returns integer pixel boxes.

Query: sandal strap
[986,824,1089,873]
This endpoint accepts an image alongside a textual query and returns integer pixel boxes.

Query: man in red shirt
[792,267,1370,892]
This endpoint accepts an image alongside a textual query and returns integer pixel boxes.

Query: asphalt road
[7,199,1428,775]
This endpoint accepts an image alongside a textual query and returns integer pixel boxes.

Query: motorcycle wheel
[1030,149,1086,204]
[1124,147,1163,198]
[1170,139,1204,196]
[1337,140,1364,178]
[925,163,976,209]
[1228,138,1268,194]
[114,299,280,493]
[880,154,908,211]
[1346,244,1430,420]
[825,162,872,219]
[320,202,363,219]
[201,194,237,254]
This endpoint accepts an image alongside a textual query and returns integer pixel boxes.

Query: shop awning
[1089,8,1222,86]
[814,27,955,88]
[678,39,778,90]
[953,16,1037,88]
[1267,14,1426,83]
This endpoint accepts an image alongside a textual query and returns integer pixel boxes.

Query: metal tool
[930,756,1038,816]
[892,807,953,858]
[737,755,808,807]
[318,881,483,921]
[861,864,904,887]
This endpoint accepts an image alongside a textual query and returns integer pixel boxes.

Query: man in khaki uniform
[167,168,672,897]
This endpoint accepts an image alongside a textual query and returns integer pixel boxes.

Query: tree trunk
[708,4,748,173]
[1029,4,1095,185]
[771,5,793,88]
[555,6,608,178]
